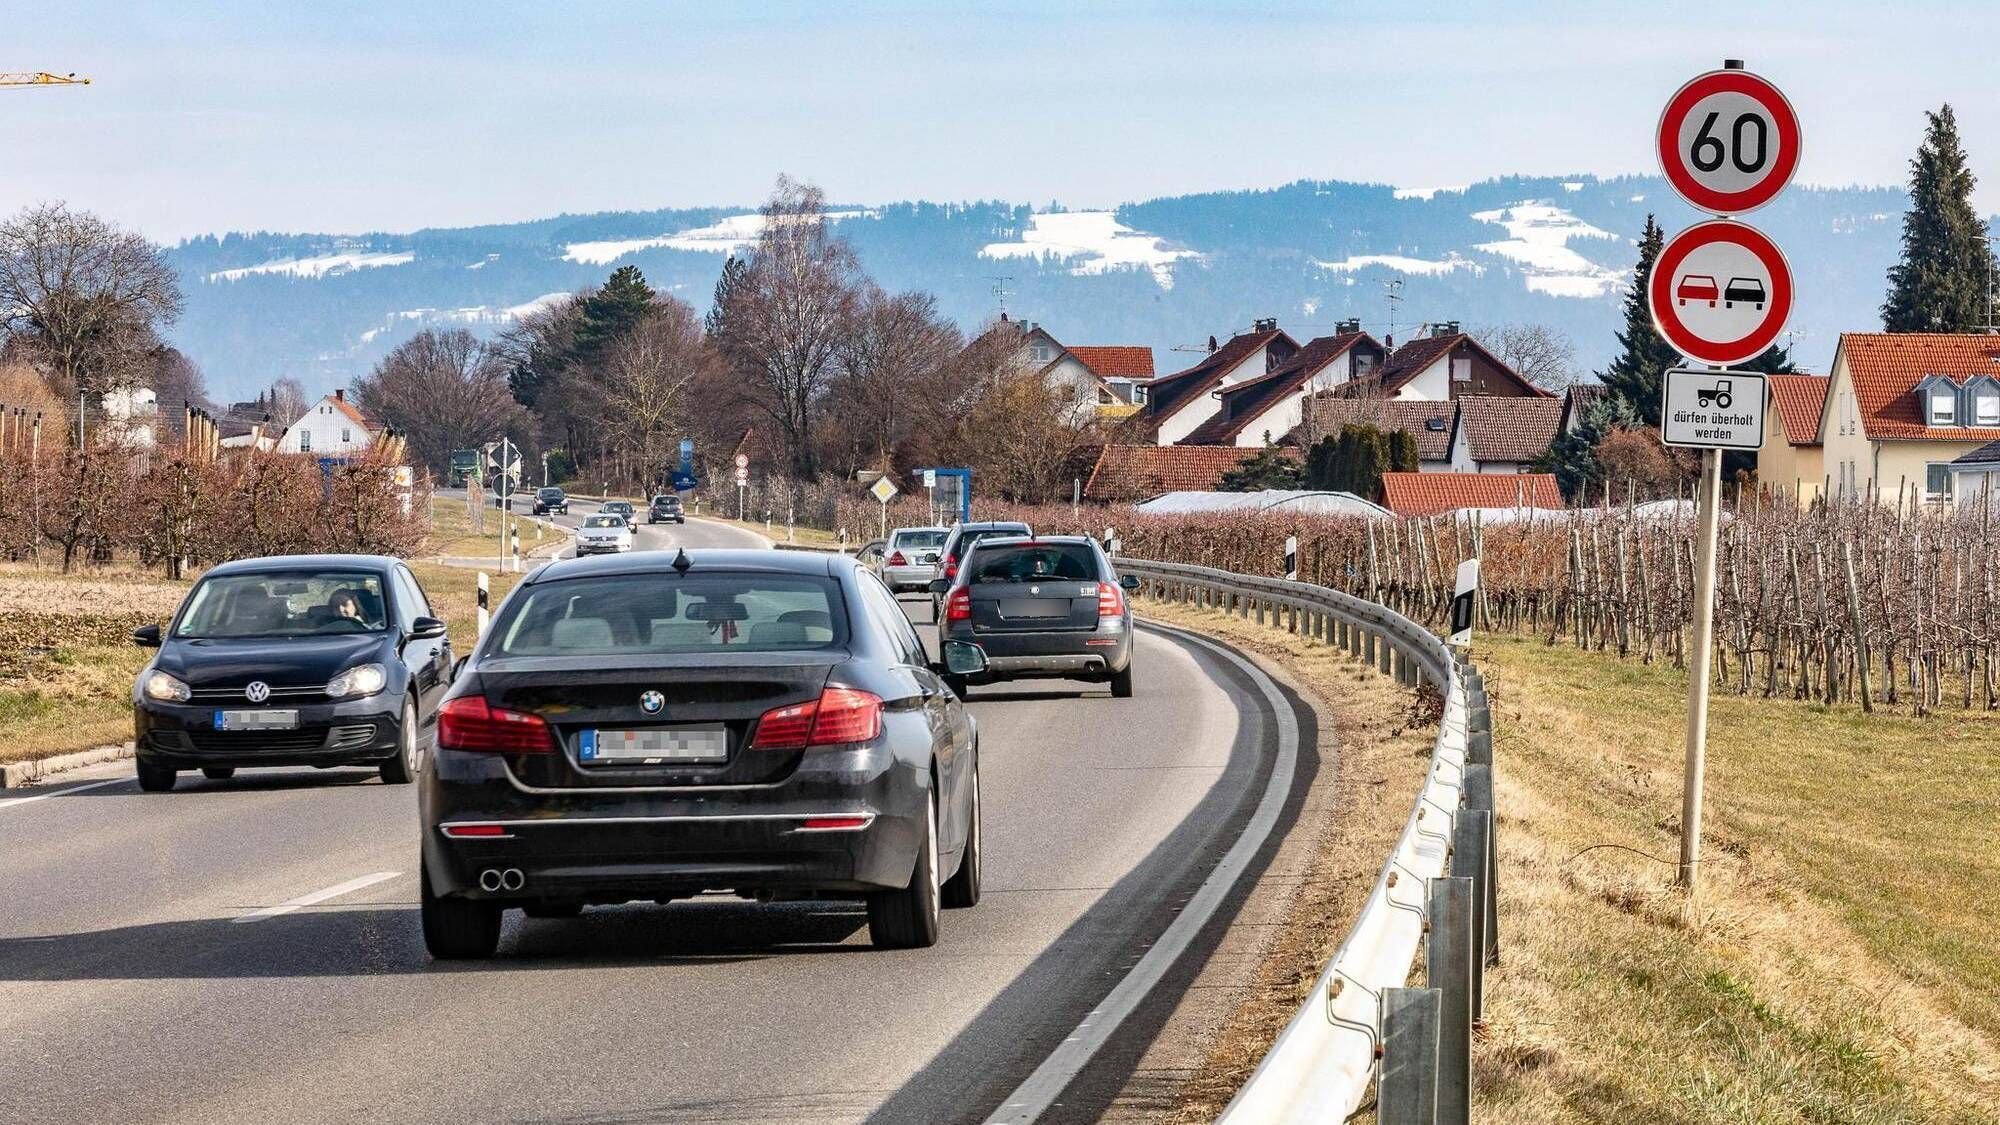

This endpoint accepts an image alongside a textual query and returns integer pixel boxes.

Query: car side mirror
[131,623,162,648]
[941,640,988,676]
[409,616,448,640]
[1118,574,1140,592]
[927,578,950,595]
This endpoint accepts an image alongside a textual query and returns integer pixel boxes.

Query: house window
[1451,358,1472,383]
[1977,390,2000,426]
[1931,388,1956,425]
[341,427,352,443]
[1926,462,1953,500]
[298,429,311,452]
[1030,345,1051,363]
[1132,386,1147,405]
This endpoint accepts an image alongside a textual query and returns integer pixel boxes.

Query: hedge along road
[0,540,1311,1124]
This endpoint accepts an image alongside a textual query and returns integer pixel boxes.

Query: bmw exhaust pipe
[478,869,504,892]
[500,868,525,892]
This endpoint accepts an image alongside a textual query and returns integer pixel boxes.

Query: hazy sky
[9,0,2000,242]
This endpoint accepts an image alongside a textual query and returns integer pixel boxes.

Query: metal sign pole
[1678,443,1723,889]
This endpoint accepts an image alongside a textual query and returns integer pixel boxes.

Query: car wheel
[421,859,502,960]
[942,760,981,909]
[1110,664,1135,699]
[523,902,583,919]
[201,767,236,781]
[868,790,941,949]
[379,702,420,785]
[136,760,178,792]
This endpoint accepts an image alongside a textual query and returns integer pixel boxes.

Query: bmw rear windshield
[489,572,847,656]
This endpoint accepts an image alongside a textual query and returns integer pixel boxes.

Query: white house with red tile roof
[277,389,377,456]
[1818,334,2000,504]
[1445,396,1564,473]
[1129,321,1299,445]
[1177,327,1386,447]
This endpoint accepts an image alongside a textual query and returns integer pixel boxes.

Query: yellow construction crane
[0,72,91,89]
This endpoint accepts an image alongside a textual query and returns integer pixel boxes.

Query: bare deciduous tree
[0,203,183,411]
[584,298,712,489]
[1473,322,1578,392]
[710,176,863,481]
[820,287,961,478]
[354,328,524,476]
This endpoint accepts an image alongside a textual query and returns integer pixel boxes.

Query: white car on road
[881,526,948,592]
[574,513,634,555]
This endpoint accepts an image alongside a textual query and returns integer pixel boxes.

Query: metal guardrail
[1118,559,1497,1125]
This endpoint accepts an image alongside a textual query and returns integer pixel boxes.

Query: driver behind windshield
[310,586,383,631]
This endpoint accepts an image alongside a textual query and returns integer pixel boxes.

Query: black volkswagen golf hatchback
[419,549,982,958]
[130,555,453,791]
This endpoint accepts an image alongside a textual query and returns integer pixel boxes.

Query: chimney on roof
[1432,321,1460,339]
[1336,318,1361,335]
[1252,317,1278,333]
[334,388,345,401]
[1386,334,1395,350]
[1000,311,1009,322]
[1208,335,1218,352]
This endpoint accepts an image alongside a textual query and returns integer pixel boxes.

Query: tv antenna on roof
[1384,278,1404,345]
[989,275,1014,317]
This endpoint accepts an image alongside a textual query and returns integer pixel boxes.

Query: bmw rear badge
[245,681,270,703]
[639,690,665,715]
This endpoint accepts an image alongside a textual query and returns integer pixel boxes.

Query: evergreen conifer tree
[1883,104,1996,332]
[1598,217,1678,427]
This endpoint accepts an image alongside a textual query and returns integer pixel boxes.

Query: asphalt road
[0,528,1298,1124]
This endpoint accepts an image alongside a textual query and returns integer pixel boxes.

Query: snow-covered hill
[165,174,1917,399]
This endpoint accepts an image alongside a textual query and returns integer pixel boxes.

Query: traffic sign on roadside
[1648,219,1792,368]
[1660,368,1767,450]
[1657,66,1800,215]
[869,476,898,503]
[734,453,749,469]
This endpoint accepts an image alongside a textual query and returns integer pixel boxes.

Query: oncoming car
[600,500,637,529]
[573,514,633,555]
[129,555,452,791]
[932,535,1138,698]
[533,487,568,516]
[419,550,982,958]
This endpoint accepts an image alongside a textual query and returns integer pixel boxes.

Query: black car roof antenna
[672,548,692,574]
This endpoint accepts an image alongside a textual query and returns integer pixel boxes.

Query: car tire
[379,702,420,785]
[421,860,502,960]
[136,760,177,792]
[201,767,236,781]
[868,791,941,949]
[1110,664,1135,699]
[941,761,981,909]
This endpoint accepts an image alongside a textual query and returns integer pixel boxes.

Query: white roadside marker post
[476,571,490,638]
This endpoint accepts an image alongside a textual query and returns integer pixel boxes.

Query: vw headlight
[326,662,389,700]
[142,669,191,703]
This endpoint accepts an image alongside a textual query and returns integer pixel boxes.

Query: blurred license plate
[579,726,727,764]
[215,709,299,731]
[1001,599,1065,618]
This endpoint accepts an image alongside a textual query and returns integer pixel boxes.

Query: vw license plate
[580,726,728,764]
[215,709,299,731]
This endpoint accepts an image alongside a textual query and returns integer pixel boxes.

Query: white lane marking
[232,871,400,924]
[0,777,130,812]
[982,622,1301,1125]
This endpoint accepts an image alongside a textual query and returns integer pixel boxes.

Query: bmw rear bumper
[421,745,927,902]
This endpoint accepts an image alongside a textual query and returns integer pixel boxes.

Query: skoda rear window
[491,573,847,655]
[967,543,1097,583]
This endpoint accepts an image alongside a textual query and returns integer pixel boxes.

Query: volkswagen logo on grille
[244,681,271,704]
[639,690,665,715]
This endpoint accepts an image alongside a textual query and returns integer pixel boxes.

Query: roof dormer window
[1979,389,2000,426]
[1931,387,1957,425]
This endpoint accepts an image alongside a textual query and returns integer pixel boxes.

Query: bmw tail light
[887,551,907,567]
[946,588,972,623]
[437,695,554,753]
[750,687,884,750]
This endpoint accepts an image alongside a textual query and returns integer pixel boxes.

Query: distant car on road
[418,549,982,958]
[1676,274,1720,307]
[574,514,634,555]
[648,494,686,525]
[932,535,1138,698]
[128,555,452,791]
[600,500,637,529]
[1724,276,1766,310]
[881,526,948,593]
[533,487,568,516]
[930,521,1033,615]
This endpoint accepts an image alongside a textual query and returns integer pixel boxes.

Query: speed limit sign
[1657,66,1800,215]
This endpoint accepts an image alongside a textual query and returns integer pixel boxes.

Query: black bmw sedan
[130,555,453,792]
[419,549,982,959]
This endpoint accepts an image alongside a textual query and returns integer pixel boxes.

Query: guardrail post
[1379,987,1442,1124]
[1255,598,1266,627]
[1379,632,1393,675]
[1462,763,1499,966]
[1363,628,1376,668]
[1451,808,1493,1019]
[1428,875,1475,1125]
[1466,682,1492,766]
